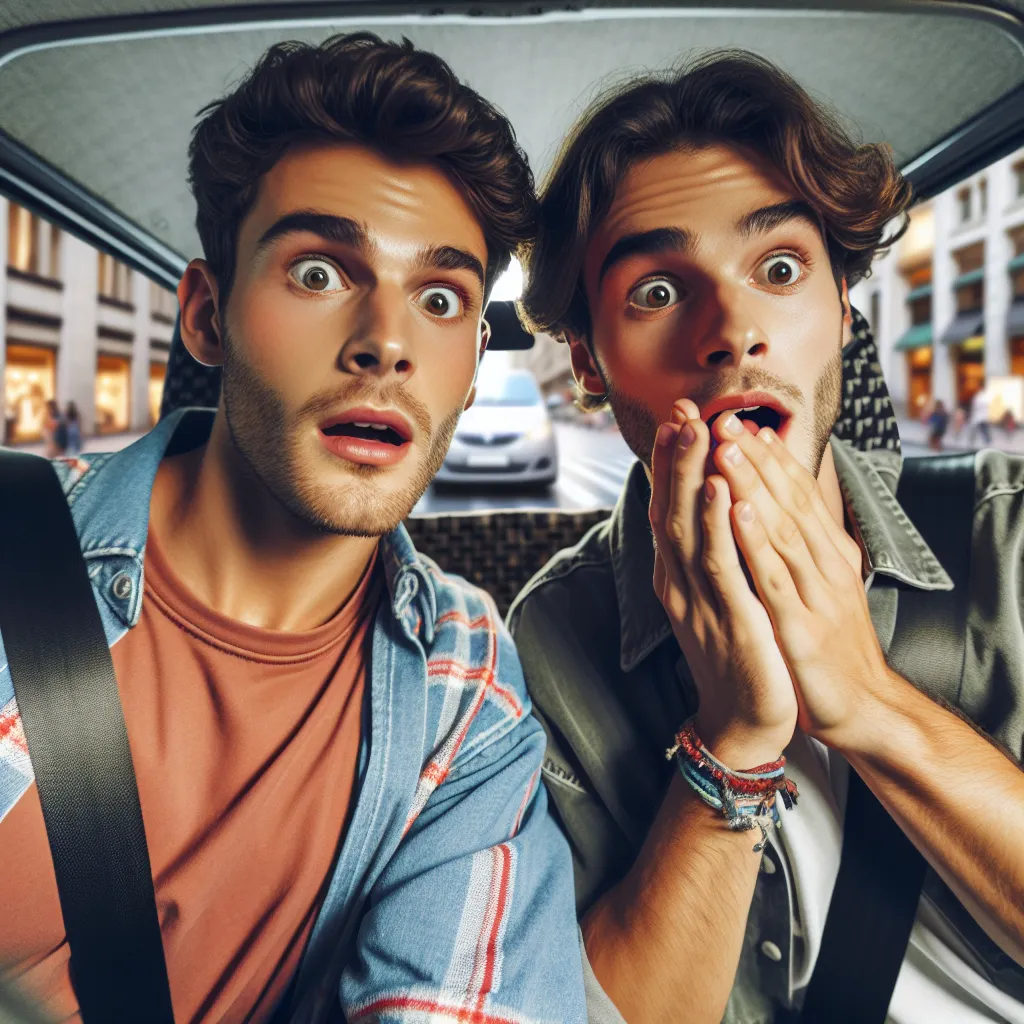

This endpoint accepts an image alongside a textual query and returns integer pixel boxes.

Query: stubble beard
[220,330,462,538]
[603,333,844,480]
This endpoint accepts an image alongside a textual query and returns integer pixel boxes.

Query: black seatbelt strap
[0,450,175,1024]
[800,452,976,1024]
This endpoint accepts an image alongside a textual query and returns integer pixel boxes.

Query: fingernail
[760,427,775,444]
[678,423,696,448]
[723,443,744,466]
[723,414,743,436]
[737,501,755,523]
[704,478,716,501]
[656,424,674,447]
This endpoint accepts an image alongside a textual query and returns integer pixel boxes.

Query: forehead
[588,144,798,269]
[240,142,488,261]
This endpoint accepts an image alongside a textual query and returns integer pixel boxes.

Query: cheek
[760,282,841,372]
[420,329,480,416]
[230,281,338,389]
[593,314,693,409]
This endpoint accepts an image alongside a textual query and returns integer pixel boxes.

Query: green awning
[1010,253,1024,273]
[894,323,933,351]
[906,284,933,302]
[953,268,985,289]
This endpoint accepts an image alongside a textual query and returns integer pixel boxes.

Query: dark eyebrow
[597,227,694,286]
[253,212,370,259]
[737,200,821,239]
[416,244,485,289]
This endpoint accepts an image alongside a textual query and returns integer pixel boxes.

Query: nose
[338,286,415,383]
[693,282,769,370]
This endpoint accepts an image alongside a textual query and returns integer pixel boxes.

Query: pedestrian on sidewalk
[63,402,82,456]
[928,398,949,451]
[970,386,992,447]
[42,400,67,458]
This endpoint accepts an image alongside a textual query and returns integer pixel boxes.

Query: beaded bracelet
[666,721,799,852]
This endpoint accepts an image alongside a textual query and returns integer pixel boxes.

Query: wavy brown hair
[519,50,912,410]
[189,32,537,300]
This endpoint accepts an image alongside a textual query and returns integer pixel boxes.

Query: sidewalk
[14,430,148,458]
[897,417,1024,455]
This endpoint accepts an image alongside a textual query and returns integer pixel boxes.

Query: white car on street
[436,370,558,488]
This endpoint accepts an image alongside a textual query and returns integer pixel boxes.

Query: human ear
[463,318,492,411]
[177,260,225,367]
[567,333,607,396]
[840,278,854,348]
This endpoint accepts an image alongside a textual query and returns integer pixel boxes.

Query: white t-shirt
[773,729,1024,1024]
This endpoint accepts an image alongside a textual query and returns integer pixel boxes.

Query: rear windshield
[474,373,542,406]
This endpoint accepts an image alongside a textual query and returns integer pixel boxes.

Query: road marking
[555,474,609,509]
[560,459,629,501]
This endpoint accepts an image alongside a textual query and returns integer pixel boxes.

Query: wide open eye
[760,255,804,288]
[290,259,344,292]
[417,286,463,320]
[629,278,680,311]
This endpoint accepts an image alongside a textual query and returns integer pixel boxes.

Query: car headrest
[160,306,900,455]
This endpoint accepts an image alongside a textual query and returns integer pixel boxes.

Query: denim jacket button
[111,572,133,601]
[759,940,783,963]
[760,854,777,875]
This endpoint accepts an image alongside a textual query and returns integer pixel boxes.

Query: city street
[412,421,634,515]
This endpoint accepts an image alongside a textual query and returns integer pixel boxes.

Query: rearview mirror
[485,300,535,350]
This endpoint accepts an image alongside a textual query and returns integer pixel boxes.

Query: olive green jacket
[508,438,1024,1024]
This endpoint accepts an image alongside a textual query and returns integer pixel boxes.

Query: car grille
[458,433,522,446]
[446,461,529,474]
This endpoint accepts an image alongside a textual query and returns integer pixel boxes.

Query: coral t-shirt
[0,528,382,1023]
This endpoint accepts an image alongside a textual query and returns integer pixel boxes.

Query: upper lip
[319,406,414,442]
[698,392,792,426]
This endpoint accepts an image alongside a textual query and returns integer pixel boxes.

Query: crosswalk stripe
[555,474,609,509]
[559,460,627,502]
[572,454,636,480]
[563,455,629,488]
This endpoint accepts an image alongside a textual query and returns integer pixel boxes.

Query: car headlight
[525,419,553,441]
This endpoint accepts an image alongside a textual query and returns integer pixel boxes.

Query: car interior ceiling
[2,0,1024,615]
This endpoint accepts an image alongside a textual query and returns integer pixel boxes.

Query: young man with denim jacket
[510,52,1024,1024]
[0,34,586,1024]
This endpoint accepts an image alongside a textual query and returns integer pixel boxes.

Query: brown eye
[418,286,462,319]
[629,278,680,310]
[763,256,802,287]
[291,259,342,292]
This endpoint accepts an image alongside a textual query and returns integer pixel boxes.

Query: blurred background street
[4,137,1024,513]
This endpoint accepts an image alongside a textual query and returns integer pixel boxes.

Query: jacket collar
[611,437,952,674]
[69,408,437,638]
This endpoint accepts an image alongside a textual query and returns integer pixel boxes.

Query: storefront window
[907,346,933,414]
[7,203,39,275]
[4,343,56,442]
[98,252,133,304]
[149,361,167,427]
[95,354,131,433]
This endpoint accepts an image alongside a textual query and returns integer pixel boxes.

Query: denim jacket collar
[611,437,953,674]
[67,407,438,642]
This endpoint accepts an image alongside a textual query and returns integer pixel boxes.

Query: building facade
[852,148,1024,421]
[1,198,177,445]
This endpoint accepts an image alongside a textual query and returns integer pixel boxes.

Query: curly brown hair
[519,50,912,410]
[189,32,537,300]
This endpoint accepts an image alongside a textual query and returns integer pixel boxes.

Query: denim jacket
[0,408,587,1024]
[508,438,1024,1024]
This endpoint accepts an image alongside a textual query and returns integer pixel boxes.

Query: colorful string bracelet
[666,720,799,852]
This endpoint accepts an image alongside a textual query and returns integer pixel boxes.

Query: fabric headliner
[0,4,1022,263]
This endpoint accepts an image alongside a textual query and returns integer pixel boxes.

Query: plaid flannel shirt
[0,408,586,1024]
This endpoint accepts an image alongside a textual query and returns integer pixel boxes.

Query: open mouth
[706,405,785,436]
[322,421,407,446]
